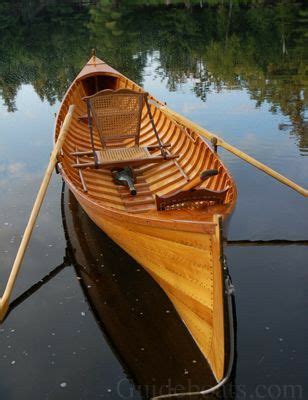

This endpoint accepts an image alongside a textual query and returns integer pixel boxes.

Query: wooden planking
[63,188,218,390]
[75,201,226,379]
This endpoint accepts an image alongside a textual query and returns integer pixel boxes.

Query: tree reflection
[0,0,306,152]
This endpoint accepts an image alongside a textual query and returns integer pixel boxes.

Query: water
[0,1,307,399]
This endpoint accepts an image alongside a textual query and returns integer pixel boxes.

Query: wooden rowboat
[54,55,237,384]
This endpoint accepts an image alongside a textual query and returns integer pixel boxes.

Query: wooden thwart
[0,105,75,322]
[72,154,179,169]
[157,105,308,198]
[71,144,171,157]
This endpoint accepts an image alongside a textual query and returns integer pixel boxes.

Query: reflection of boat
[62,187,235,399]
[55,55,237,382]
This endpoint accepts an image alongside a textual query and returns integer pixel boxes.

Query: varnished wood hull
[55,56,237,382]
[63,187,222,397]
[76,188,227,380]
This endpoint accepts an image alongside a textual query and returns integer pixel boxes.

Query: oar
[156,104,308,197]
[2,260,69,322]
[0,105,75,321]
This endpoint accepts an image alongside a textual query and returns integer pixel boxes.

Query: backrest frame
[84,88,145,147]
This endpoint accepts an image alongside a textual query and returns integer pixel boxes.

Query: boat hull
[62,187,239,397]
[70,185,227,382]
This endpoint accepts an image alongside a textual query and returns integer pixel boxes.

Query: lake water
[0,2,307,399]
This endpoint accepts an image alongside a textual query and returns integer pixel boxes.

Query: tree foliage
[0,0,306,142]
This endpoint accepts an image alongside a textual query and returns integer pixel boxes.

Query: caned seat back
[86,89,144,146]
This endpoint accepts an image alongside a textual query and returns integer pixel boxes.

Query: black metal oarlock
[211,136,218,153]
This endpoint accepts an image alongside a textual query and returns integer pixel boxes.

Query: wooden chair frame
[81,88,168,169]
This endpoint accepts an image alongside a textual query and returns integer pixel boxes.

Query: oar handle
[182,169,218,191]
[127,180,137,196]
[0,105,75,321]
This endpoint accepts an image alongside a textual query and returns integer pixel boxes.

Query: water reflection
[2,183,236,399]
[62,186,236,399]
[0,1,307,153]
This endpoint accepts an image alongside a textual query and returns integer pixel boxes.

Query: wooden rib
[165,147,189,181]
[76,150,88,193]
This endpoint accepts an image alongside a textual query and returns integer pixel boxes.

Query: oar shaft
[0,105,75,321]
[160,106,308,197]
[220,140,308,196]
[182,175,203,191]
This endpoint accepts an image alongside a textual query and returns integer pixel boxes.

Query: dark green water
[0,1,307,399]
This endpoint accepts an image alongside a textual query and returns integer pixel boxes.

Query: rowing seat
[98,146,149,162]
[72,88,177,170]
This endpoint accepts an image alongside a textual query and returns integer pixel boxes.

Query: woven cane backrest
[87,89,144,145]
